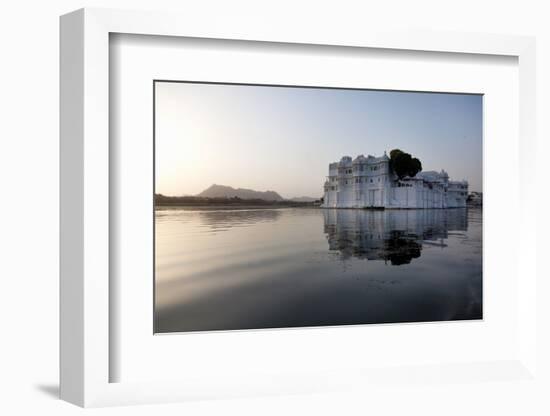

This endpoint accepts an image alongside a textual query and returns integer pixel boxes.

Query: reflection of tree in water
[324,208,468,265]
[383,230,422,265]
[198,209,281,233]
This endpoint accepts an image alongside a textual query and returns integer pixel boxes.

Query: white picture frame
[60,7,538,407]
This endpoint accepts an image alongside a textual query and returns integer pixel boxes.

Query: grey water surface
[155,207,482,333]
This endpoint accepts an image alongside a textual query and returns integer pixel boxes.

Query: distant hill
[197,184,284,201]
[289,196,319,202]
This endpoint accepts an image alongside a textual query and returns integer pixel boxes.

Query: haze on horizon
[155,82,483,198]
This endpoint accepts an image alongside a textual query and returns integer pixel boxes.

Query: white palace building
[322,152,468,209]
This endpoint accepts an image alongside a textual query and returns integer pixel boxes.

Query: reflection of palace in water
[323,208,468,265]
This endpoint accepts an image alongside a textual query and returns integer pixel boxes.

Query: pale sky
[155,82,483,198]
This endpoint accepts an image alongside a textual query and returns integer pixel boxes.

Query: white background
[1,1,549,415]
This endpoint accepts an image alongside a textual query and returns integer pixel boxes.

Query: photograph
[153,81,483,333]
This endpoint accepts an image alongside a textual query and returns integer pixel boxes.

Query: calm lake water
[155,207,482,333]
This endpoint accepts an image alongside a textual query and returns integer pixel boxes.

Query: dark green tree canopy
[389,149,423,179]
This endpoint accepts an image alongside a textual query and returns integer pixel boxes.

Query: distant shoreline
[154,194,480,210]
[155,204,319,211]
[155,194,320,209]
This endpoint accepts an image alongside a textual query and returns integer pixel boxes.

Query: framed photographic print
[60,8,538,408]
